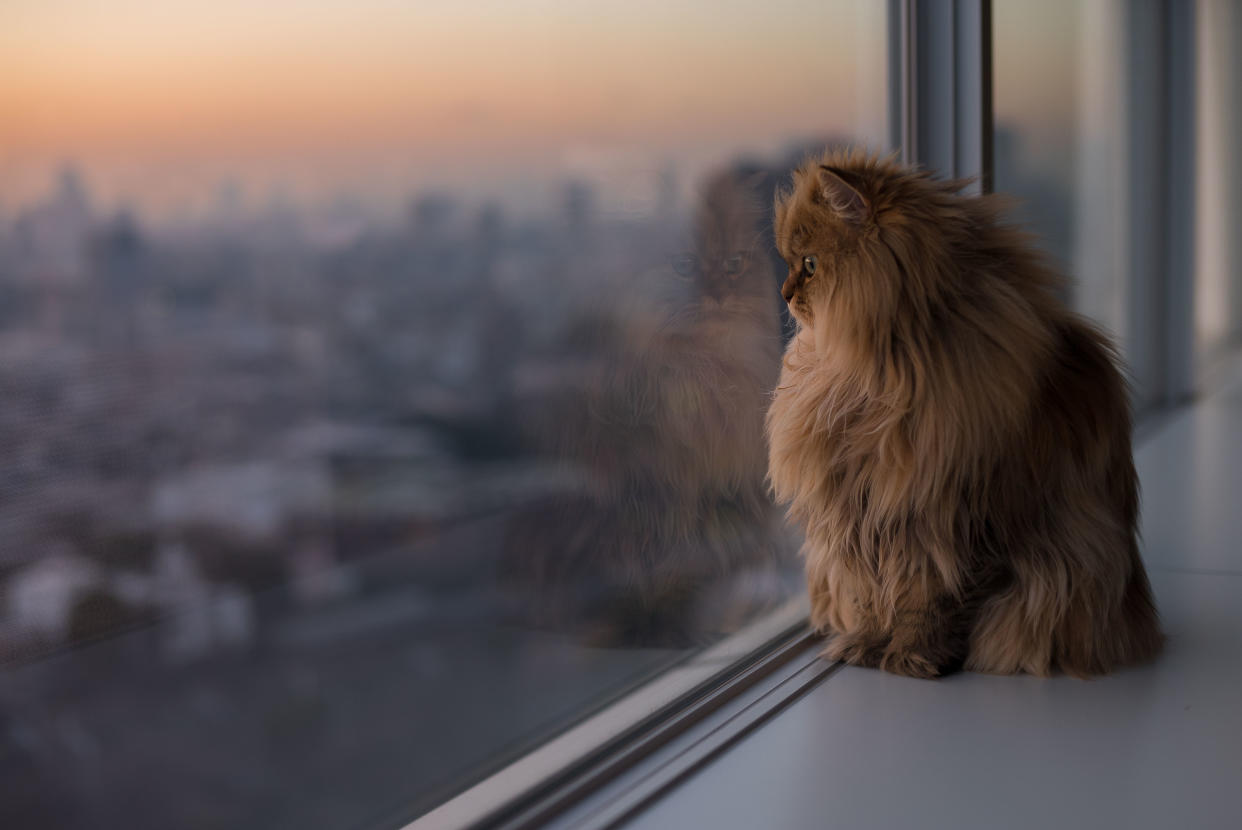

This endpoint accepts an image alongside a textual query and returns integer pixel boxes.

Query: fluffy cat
[766,150,1163,678]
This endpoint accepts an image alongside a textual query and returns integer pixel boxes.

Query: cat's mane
[765,149,1161,676]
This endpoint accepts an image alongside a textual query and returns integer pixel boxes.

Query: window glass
[993,1,1082,278]
[0,2,887,825]
[993,0,1161,409]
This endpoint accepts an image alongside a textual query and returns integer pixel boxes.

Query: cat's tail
[1053,546,1164,676]
[965,540,1163,677]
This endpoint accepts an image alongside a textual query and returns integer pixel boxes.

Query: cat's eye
[723,253,746,277]
[672,253,699,277]
[802,255,818,277]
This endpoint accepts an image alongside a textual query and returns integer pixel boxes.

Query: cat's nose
[781,278,796,303]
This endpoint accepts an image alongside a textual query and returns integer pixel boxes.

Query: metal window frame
[1162,0,1197,406]
[894,0,1201,420]
[401,598,817,830]
[1113,0,1198,415]
[891,0,994,192]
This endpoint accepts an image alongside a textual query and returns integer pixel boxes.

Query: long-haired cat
[766,150,1163,677]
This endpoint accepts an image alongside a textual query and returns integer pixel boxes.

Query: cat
[765,149,1163,678]
[503,169,794,645]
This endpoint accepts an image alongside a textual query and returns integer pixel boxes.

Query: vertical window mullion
[893,0,993,192]
[1162,0,1197,406]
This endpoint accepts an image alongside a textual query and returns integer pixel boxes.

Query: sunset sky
[0,0,888,217]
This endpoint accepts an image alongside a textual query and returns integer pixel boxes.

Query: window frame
[404,598,814,830]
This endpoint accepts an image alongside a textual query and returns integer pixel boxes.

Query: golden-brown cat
[766,149,1162,678]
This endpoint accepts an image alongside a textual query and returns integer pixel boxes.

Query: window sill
[408,595,819,830]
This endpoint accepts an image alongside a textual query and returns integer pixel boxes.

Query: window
[992,0,1227,412]
[0,2,888,826]
[994,0,1161,404]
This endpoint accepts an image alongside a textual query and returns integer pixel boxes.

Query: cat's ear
[816,166,869,225]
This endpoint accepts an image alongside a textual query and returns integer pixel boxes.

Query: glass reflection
[502,167,797,646]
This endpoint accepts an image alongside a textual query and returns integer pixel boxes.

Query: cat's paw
[822,632,886,668]
[879,647,943,679]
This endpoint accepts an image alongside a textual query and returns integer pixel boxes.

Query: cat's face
[773,151,987,356]
[773,161,875,330]
[676,171,771,309]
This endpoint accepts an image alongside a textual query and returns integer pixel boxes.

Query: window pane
[0,1,887,826]
[993,1,1082,276]
[1195,0,1242,371]
[993,0,1160,408]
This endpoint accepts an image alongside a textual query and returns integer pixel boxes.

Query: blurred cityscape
[0,144,822,827]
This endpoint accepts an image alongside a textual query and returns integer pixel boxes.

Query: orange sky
[0,1,886,212]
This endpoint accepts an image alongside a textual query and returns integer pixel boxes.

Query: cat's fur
[766,150,1163,678]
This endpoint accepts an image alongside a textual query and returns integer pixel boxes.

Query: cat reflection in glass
[505,169,794,645]
[766,150,1162,677]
